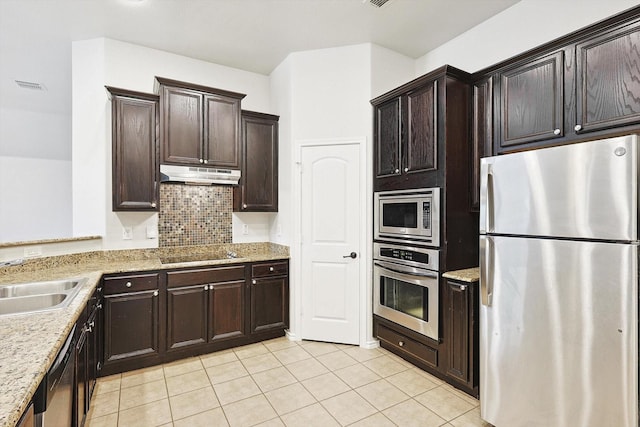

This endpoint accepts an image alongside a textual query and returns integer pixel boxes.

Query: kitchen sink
[0,277,87,316]
[159,250,240,265]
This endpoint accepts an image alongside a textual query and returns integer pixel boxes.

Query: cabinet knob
[204,285,209,291]
[404,167,409,172]
[252,279,257,285]
[204,160,208,164]
[125,282,132,288]
[243,204,248,209]
[89,321,95,328]
[97,304,103,309]
[459,285,467,291]
[151,202,157,208]
[553,128,561,135]
[153,290,158,297]
[199,159,204,164]
[395,169,400,174]
[269,267,274,272]
[574,124,582,132]
[398,341,405,347]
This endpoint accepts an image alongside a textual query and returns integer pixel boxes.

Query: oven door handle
[374,261,438,278]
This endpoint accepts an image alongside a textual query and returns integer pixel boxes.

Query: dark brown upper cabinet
[497,50,565,150]
[470,77,493,212]
[106,87,159,211]
[372,66,471,192]
[575,19,640,134]
[155,77,246,169]
[234,111,279,212]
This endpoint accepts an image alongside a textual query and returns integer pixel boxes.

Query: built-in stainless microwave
[374,188,440,246]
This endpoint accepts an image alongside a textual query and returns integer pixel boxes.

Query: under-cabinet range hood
[160,164,241,185]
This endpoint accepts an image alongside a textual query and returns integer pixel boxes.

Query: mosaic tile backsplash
[159,183,233,247]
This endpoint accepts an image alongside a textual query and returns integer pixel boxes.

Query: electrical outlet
[242,224,249,235]
[122,227,133,240]
[24,246,42,258]
[146,225,157,239]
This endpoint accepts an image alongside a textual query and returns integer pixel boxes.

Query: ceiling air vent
[369,0,391,7]
[15,80,46,91]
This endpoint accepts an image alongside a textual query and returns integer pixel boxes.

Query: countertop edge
[442,267,480,283]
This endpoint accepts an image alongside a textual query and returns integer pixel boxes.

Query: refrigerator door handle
[480,236,493,306]
[479,161,494,234]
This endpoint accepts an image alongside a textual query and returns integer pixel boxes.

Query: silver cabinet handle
[204,160,208,164]
[404,167,409,172]
[199,159,204,164]
[252,280,257,285]
[398,341,405,347]
[269,267,274,272]
[574,124,582,132]
[125,282,132,288]
[204,285,208,290]
[553,128,561,135]
[97,304,102,309]
[151,202,157,208]
[458,284,467,291]
[394,169,399,173]
[153,290,158,297]
[243,204,247,209]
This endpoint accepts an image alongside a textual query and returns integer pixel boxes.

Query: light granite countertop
[442,267,480,283]
[0,242,288,427]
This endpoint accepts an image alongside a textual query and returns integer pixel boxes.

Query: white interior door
[300,142,361,344]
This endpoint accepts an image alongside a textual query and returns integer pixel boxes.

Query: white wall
[415,0,639,74]
[72,38,274,250]
[0,156,71,243]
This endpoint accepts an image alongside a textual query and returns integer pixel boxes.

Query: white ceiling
[0,0,520,116]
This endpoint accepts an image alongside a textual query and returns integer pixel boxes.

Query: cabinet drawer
[167,265,245,288]
[252,261,288,278]
[103,273,159,295]
[377,323,438,368]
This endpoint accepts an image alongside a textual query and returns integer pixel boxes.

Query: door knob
[343,252,357,259]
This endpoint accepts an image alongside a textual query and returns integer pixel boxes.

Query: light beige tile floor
[86,338,490,427]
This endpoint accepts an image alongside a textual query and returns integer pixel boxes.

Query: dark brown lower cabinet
[444,278,479,397]
[250,261,289,334]
[166,265,246,352]
[76,325,88,427]
[102,273,161,375]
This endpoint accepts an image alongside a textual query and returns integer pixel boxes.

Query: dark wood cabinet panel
[250,276,288,333]
[234,111,279,212]
[156,77,245,169]
[106,87,159,211]
[576,20,640,133]
[167,285,208,351]
[209,281,245,341]
[161,86,203,165]
[76,327,88,427]
[103,289,160,364]
[498,51,564,149]
[406,82,437,173]
[471,77,493,211]
[375,97,402,178]
[204,94,241,168]
[444,279,478,397]
[376,320,438,369]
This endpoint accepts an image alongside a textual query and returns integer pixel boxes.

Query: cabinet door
[109,91,158,211]
[576,21,640,133]
[405,82,437,174]
[103,290,160,364]
[471,77,493,211]
[444,280,477,391]
[374,97,402,178]
[204,93,241,168]
[86,307,100,402]
[250,276,288,334]
[209,280,245,341]
[166,285,208,351]
[161,86,203,165]
[236,112,279,211]
[76,328,88,427]
[498,51,564,150]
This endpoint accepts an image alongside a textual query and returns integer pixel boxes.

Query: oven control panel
[374,242,439,271]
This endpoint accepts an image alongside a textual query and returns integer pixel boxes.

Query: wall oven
[373,242,439,341]
[374,188,440,246]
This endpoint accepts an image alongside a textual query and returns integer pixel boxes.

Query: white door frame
[287,136,377,348]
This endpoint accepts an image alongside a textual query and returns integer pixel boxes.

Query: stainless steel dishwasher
[34,325,76,427]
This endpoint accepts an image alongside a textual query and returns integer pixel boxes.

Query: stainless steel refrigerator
[479,135,638,427]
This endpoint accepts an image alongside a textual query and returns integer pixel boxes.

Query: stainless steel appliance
[373,242,440,340]
[479,135,639,427]
[374,188,440,246]
[34,326,76,427]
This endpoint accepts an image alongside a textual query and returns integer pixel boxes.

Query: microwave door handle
[374,261,438,279]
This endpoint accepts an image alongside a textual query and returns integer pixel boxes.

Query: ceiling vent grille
[369,0,391,7]
[15,80,45,91]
